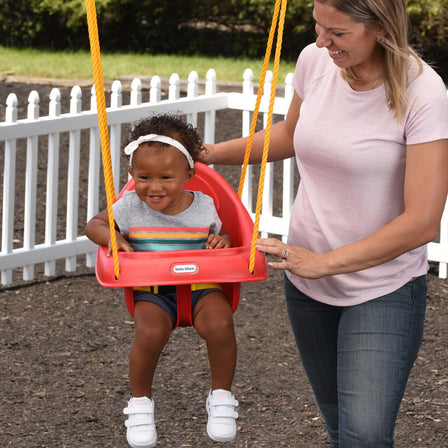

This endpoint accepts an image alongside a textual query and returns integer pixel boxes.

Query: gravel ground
[1,78,447,448]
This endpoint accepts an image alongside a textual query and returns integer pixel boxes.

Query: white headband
[124,134,195,169]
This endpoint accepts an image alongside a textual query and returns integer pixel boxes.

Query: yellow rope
[85,0,120,279]
[248,0,288,273]
[237,0,282,199]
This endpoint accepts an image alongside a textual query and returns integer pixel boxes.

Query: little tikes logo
[171,263,199,275]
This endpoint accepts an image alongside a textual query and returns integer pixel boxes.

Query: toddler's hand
[107,234,134,256]
[206,233,232,249]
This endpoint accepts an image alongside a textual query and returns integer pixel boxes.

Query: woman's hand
[256,238,328,279]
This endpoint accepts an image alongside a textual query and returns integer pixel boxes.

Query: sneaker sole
[127,433,157,448]
[207,425,236,443]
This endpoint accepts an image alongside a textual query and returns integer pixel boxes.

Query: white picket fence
[0,69,447,286]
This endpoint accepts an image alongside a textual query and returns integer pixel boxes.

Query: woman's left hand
[257,238,328,279]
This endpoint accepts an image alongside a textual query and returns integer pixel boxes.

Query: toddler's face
[129,144,194,215]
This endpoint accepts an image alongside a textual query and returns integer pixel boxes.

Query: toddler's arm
[85,210,134,255]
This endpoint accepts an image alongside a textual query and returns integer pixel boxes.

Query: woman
[200,1,448,447]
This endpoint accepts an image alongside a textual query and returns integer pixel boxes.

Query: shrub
[0,0,446,80]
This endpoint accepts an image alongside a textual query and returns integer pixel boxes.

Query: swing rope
[85,0,287,277]
[244,0,288,273]
[85,0,120,279]
[237,0,283,199]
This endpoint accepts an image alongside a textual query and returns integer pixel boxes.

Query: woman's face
[313,1,381,73]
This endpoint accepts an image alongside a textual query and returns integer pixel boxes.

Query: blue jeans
[284,275,427,448]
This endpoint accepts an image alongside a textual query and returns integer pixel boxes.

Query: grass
[0,46,296,83]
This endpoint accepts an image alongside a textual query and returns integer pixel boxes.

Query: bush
[407,0,448,80]
[0,0,446,80]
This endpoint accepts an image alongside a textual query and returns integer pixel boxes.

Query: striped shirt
[113,190,221,252]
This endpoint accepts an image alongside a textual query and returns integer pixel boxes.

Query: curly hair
[124,113,206,164]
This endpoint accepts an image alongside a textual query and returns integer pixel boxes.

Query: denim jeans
[284,275,427,448]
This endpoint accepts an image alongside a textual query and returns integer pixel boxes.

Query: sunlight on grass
[0,46,296,83]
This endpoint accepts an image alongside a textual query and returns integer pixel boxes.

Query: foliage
[0,0,446,78]
[406,0,448,79]
[407,0,447,43]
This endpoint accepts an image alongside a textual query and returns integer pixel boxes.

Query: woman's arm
[200,92,302,165]
[259,138,448,278]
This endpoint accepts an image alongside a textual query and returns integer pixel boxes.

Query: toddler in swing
[85,113,238,448]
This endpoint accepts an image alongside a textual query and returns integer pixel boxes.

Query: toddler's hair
[124,113,205,163]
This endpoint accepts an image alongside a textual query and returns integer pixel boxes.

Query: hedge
[0,0,446,80]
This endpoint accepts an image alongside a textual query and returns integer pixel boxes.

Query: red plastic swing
[95,162,268,327]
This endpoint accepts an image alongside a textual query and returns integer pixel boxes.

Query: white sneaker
[123,397,157,448]
[206,389,239,442]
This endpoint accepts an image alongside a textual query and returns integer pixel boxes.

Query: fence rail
[1,69,447,285]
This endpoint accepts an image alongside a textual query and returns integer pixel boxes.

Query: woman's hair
[125,113,205,163]
[316,0,422,120]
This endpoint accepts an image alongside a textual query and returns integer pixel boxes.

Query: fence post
[130,77,142,106]
[44,88,62,276]
[187,71,199,127]
[150,76,161,103]
[204,69,216,145]
[1,93,18,285]
[86,84,101,268]
[261,71,274,238]
[241,69,254,212]
[438,198,448,278]
[23,91,40,280]
[110,80,123,193]
[169,73,180,100]
[282,72,295,242]
[65,86,82,272]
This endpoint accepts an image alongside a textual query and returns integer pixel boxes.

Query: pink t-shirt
[287,43,448,306]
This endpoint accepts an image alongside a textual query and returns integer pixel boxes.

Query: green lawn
[0,46,296,83]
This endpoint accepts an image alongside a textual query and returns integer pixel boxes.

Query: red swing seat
[95,162,268,328]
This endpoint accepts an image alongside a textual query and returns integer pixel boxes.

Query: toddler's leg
[193,291,237,390]
[125,301,172,448]
[194,292,238,443]
[130,301,172,398]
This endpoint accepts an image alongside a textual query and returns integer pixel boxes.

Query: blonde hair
[316,0,422,121]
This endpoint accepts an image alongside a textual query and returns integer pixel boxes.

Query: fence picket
[23,91,40,280]
[65,86,83,272]
[44,88,61,276]
[1,94,18,284]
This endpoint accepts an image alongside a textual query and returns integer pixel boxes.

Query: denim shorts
[133,286,225,327]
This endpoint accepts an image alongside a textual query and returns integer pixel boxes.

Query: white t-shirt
[287,43,448,306]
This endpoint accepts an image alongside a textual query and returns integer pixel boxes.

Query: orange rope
[248,0,288,273]
[237,0,282,199]
[85,0,120,279]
